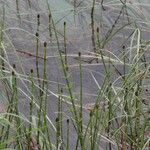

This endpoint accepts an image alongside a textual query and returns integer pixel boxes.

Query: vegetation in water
[0,0,149,149]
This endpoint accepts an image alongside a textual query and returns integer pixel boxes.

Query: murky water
[0,0,149,149]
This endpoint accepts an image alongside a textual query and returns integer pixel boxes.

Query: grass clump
[0,0,149,149]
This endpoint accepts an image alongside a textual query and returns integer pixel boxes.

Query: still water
[0,0,149,149]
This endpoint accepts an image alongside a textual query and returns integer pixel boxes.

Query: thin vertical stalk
[56,117,60,149]
[57,84,61,142]
[0,3,5,42]
[91,105,100,150]
[57,85,63,143]
[107,34,112,150]
[28,69,34,149]
[66,119,70,150]
[35,32,40,86]
[48,14,52,39]
[0,4,5,70]
[90,110,93,150]
[78,52,83,143]
[64,22,67,66]
[134,83,142,149]
[12,65,23,149]
[37,42,47,146]
[37,14,40,32]
[43,42,47,87]
[36,14,41,87]
[121,45,128,149]
[91,0,96,54]
[60,88,63,141]
[107,83,112,150]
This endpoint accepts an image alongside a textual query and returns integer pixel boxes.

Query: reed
[0,0,149,149]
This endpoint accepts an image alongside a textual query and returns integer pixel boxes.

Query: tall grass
[0,0,149,149]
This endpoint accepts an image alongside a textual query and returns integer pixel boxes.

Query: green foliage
[0,0,149,149]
